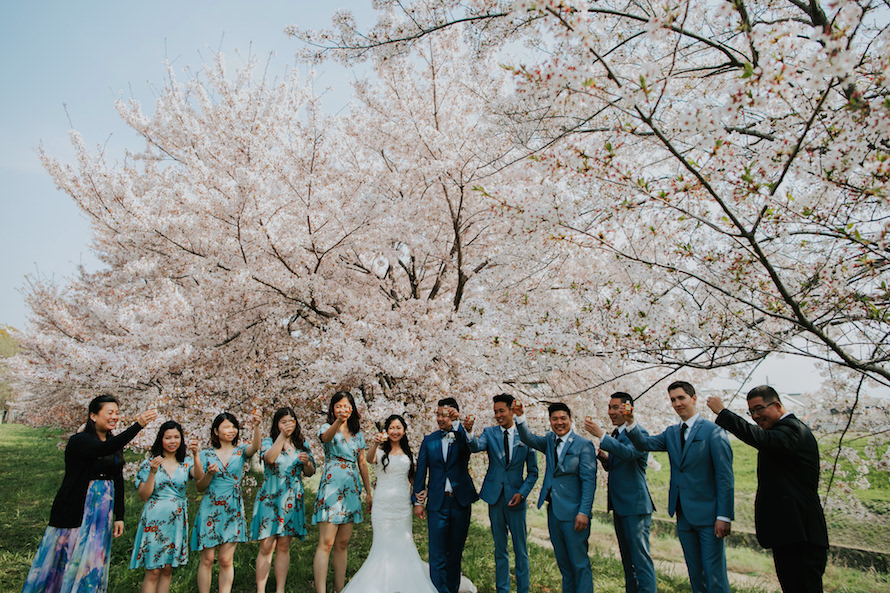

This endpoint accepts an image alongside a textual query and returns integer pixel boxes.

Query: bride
[341,414,439,593]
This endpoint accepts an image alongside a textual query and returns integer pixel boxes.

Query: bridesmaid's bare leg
[197,547,216,593]
[332,523,354,593]
[273,536,292,593]
[256,536,276,592]
[315,522,337,593]
[218,542,237,593]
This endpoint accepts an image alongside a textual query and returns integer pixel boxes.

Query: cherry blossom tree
[12,34,615,440]
[294,0,890,395]
[290,0,890,515]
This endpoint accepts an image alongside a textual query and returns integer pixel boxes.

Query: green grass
[2,423,887,592]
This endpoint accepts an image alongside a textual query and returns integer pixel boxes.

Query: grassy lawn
[2,423,888,592]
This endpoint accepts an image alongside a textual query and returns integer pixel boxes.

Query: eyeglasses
[747,401,777,417]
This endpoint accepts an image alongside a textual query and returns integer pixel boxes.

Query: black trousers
[772,543,827,593]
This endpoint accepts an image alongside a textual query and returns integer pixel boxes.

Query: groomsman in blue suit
[512,399,597,593]
[626,381,734,593]
[464,393,539,593]
[584,392,657,593]
[413,397,479,593]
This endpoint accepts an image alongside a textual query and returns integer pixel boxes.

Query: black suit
[716,410,828,593]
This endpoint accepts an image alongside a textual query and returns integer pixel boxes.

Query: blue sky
[0,0,371,329]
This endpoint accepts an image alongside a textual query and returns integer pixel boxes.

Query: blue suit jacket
[627,417,734,526]
[516,420,597,522]
[598,427,654,516]
[468,425,538,507]
[413,424,479,510]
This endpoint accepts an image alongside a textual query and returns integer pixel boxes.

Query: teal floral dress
[190,445,250,550]
[311,425,366,525]
[129,457,193,569]
[249,438,314,540]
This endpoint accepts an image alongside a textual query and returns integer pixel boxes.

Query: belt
[444,491,455,497]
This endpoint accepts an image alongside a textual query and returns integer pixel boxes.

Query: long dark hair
[151,420,187,462]
[270,407,309,452]
[210,412,240,448]
[380,414,415,482]
[326,391,361,436]
[84,394,120,436]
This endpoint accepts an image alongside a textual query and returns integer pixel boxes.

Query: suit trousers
[676,511,730,593]
[547,505,593,593]
[613,512,657,593]
[489,497,530,593]
[772,543,827,593]
[428,496,472,593]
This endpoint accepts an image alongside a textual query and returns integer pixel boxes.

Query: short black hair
[493,393,515,407]
[609,392,633,405]
[438,397,459,412]
[747,385,780,404]
[548,402,571,418]
[667,381,695,397]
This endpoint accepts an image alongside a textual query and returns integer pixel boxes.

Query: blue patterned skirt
[22,480,114,593]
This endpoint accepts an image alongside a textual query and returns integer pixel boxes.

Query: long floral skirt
[22,480,114,593]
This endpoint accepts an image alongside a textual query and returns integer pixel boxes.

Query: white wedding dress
[341,452,439,593]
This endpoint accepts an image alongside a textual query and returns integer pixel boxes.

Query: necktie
[680,422,688,448]
[611,428,620,439]
[555,437,563,459]
[503,429,510,464]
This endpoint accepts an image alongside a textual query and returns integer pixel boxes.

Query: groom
[414,397,479,593]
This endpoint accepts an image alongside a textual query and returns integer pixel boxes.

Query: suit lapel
[679,420,699,463]
[556,433,574,469]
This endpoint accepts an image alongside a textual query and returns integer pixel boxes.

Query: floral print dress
[190,445,249,550]
[129,457,193,569]
[249,438,314,540]
[311,425,366,525]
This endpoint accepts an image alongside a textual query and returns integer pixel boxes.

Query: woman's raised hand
[148,455,163,473]
[374,432,387,444]
[137,409,158,427]
[188,438,200,455]
[298,451,310,464]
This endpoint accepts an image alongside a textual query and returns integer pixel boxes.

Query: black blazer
[48,422,144,528]
[716,410,828,549]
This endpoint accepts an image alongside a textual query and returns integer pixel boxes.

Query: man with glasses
[707,386,829,593]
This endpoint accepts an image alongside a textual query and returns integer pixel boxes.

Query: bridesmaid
[129,421,204,593]
[312,391,372,593]
[250,407,316,593]
[190,411,262,593]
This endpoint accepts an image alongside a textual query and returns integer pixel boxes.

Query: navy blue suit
[627,417,734,593]
[516,419,596,593]
[599,425,656,593]
[413,424,479,593]
[468,425,538,593]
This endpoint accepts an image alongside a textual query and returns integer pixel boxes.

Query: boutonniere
[443,432,455,444]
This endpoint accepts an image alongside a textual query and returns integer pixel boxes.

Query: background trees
[11,0,889,450]
[294,0,890,397]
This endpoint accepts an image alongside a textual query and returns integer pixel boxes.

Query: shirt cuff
[717,516,732,523]
[515,415,527,424]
